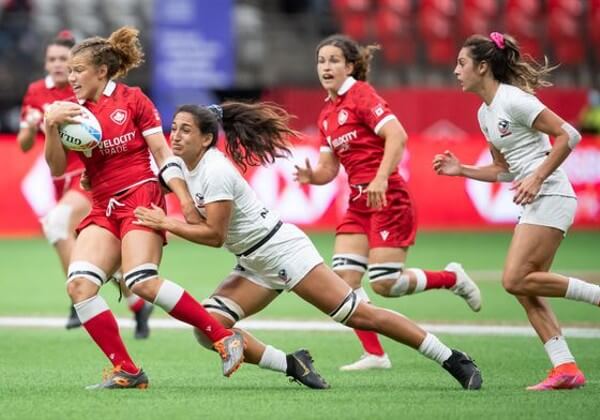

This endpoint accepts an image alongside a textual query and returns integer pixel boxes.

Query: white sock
[126,294,142,306]
[153,279,184,312]
[418,333,452,365]
[258,345,287,372]
[565,277,600,305]
[74,295,109,324]
[354,287,371,303]
[544,336,575,367]
[407,268,427,293]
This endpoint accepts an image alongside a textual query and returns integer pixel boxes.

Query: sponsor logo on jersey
[497,119,512,137]
[380,230,390,241]
[110,109,128,125]
[373,104,384,117]
[98,130,136,156]
[338,109,349,125]
[331,130,357,151]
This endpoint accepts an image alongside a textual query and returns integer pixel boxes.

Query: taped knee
[367,263,404,283]
[124,263,159,288]
[329,291,360,324]
[201,296,245,323]
[41,204,72,244]
[332,253,368,273]
[67,261,108,287]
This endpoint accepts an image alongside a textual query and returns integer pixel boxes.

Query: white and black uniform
[180,148,323,291]
[477,83,577,232]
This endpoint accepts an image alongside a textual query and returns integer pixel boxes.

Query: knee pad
[332,253,368,273]
[124,263,159,288]
[202,296,245,323]
[329,291,360,324]
[367,263,404,283]
[41,204,72,244]
[67,261,108,287]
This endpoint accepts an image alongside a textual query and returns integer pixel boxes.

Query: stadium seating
[547,0,585,67]
[418,0,458,67]
[374,0,416,65]
[505,0,544,59]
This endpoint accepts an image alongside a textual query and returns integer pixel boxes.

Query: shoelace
[106,197,125,217]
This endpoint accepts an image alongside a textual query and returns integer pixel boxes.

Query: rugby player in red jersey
[43,26,243,389]
[18,31,153,337]
[294,35,482,371]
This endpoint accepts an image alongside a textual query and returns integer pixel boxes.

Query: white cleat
[446,262,482,312]
[339,353,392,371]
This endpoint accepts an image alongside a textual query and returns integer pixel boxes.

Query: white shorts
[518,195,577,234]
[231,223,324,292]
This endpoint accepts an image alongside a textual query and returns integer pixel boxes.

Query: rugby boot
[446,262,482,312]
[526,363,586,391]
[213,330,245,377]
[339,353,392,371]
[65,306,82,330]
[134,301,154,340]
[286,349,330,389]
[442,349,482,390]
[86,366,149,390]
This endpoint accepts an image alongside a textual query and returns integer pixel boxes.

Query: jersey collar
[325,76,356,101]
[78,80,117,104]
[44,75,55,89]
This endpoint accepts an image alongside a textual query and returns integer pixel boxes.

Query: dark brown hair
[316,34,380,81]
[48,30,76,49]
[71,26,144,79]
[463,33,555,94]
[174,102,299,171]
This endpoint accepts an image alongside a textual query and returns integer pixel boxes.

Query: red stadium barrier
[2,133,599,237]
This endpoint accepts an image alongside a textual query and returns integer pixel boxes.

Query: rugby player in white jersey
[434,32,600,391]
[134,102,483,390]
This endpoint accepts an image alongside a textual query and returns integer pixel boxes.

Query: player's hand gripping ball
[58,104,102,152]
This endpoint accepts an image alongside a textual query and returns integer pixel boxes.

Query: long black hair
[174,102,299,171]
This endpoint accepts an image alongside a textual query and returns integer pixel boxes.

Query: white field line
[0,317,599,338]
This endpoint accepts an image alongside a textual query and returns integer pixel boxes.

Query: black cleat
[65,306,82,330]
[134,301,153,340]
[442,349,482,390]
[286,349,330,389]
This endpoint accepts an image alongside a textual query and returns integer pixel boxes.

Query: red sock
[169,291,231,343]
[128,296,145,313]
[83,310,138,374]
[354,329,385,356]
[424,270,457,289]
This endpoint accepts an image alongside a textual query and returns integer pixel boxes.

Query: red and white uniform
[20,75,86,199]
[74,80,166,241]
[318,77,416,248]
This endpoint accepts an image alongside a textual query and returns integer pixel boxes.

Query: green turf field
[0,232,598,419]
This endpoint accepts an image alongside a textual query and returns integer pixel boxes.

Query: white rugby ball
[58,104,102,152]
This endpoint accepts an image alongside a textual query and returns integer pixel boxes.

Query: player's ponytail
[174,102,298,171]
[219,101,297,171]
[316,34,379,82]
[72,26,144,80]
[463,33,555,94]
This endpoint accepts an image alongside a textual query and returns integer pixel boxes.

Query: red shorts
[52,170,89,201]
[77,181,167,243]
[336,179,417,248]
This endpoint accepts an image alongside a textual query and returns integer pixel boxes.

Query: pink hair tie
[490,32,505,50]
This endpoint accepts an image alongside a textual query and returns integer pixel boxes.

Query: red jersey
[318,77,400,185]
[75,81,162,203]
[20,76,83,176]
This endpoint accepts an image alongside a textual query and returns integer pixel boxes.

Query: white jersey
[477,83,575,197]
[178,148,280,255]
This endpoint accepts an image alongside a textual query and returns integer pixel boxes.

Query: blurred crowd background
[0,0,599,133]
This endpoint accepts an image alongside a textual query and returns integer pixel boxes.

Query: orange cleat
[526,363,586,391]
[213,330,245,377]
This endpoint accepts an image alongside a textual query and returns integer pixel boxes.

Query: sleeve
[354,83,397,135]
[19,85,40,129]
[134,89,163,137]
[202,160,237,204]
[509,90,546,128]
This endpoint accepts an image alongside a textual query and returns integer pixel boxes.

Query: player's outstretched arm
[293,151,340,185]
[43,102,81,176]
[433,145,511,183]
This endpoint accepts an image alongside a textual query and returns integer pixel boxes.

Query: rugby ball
[58,105,102,152]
